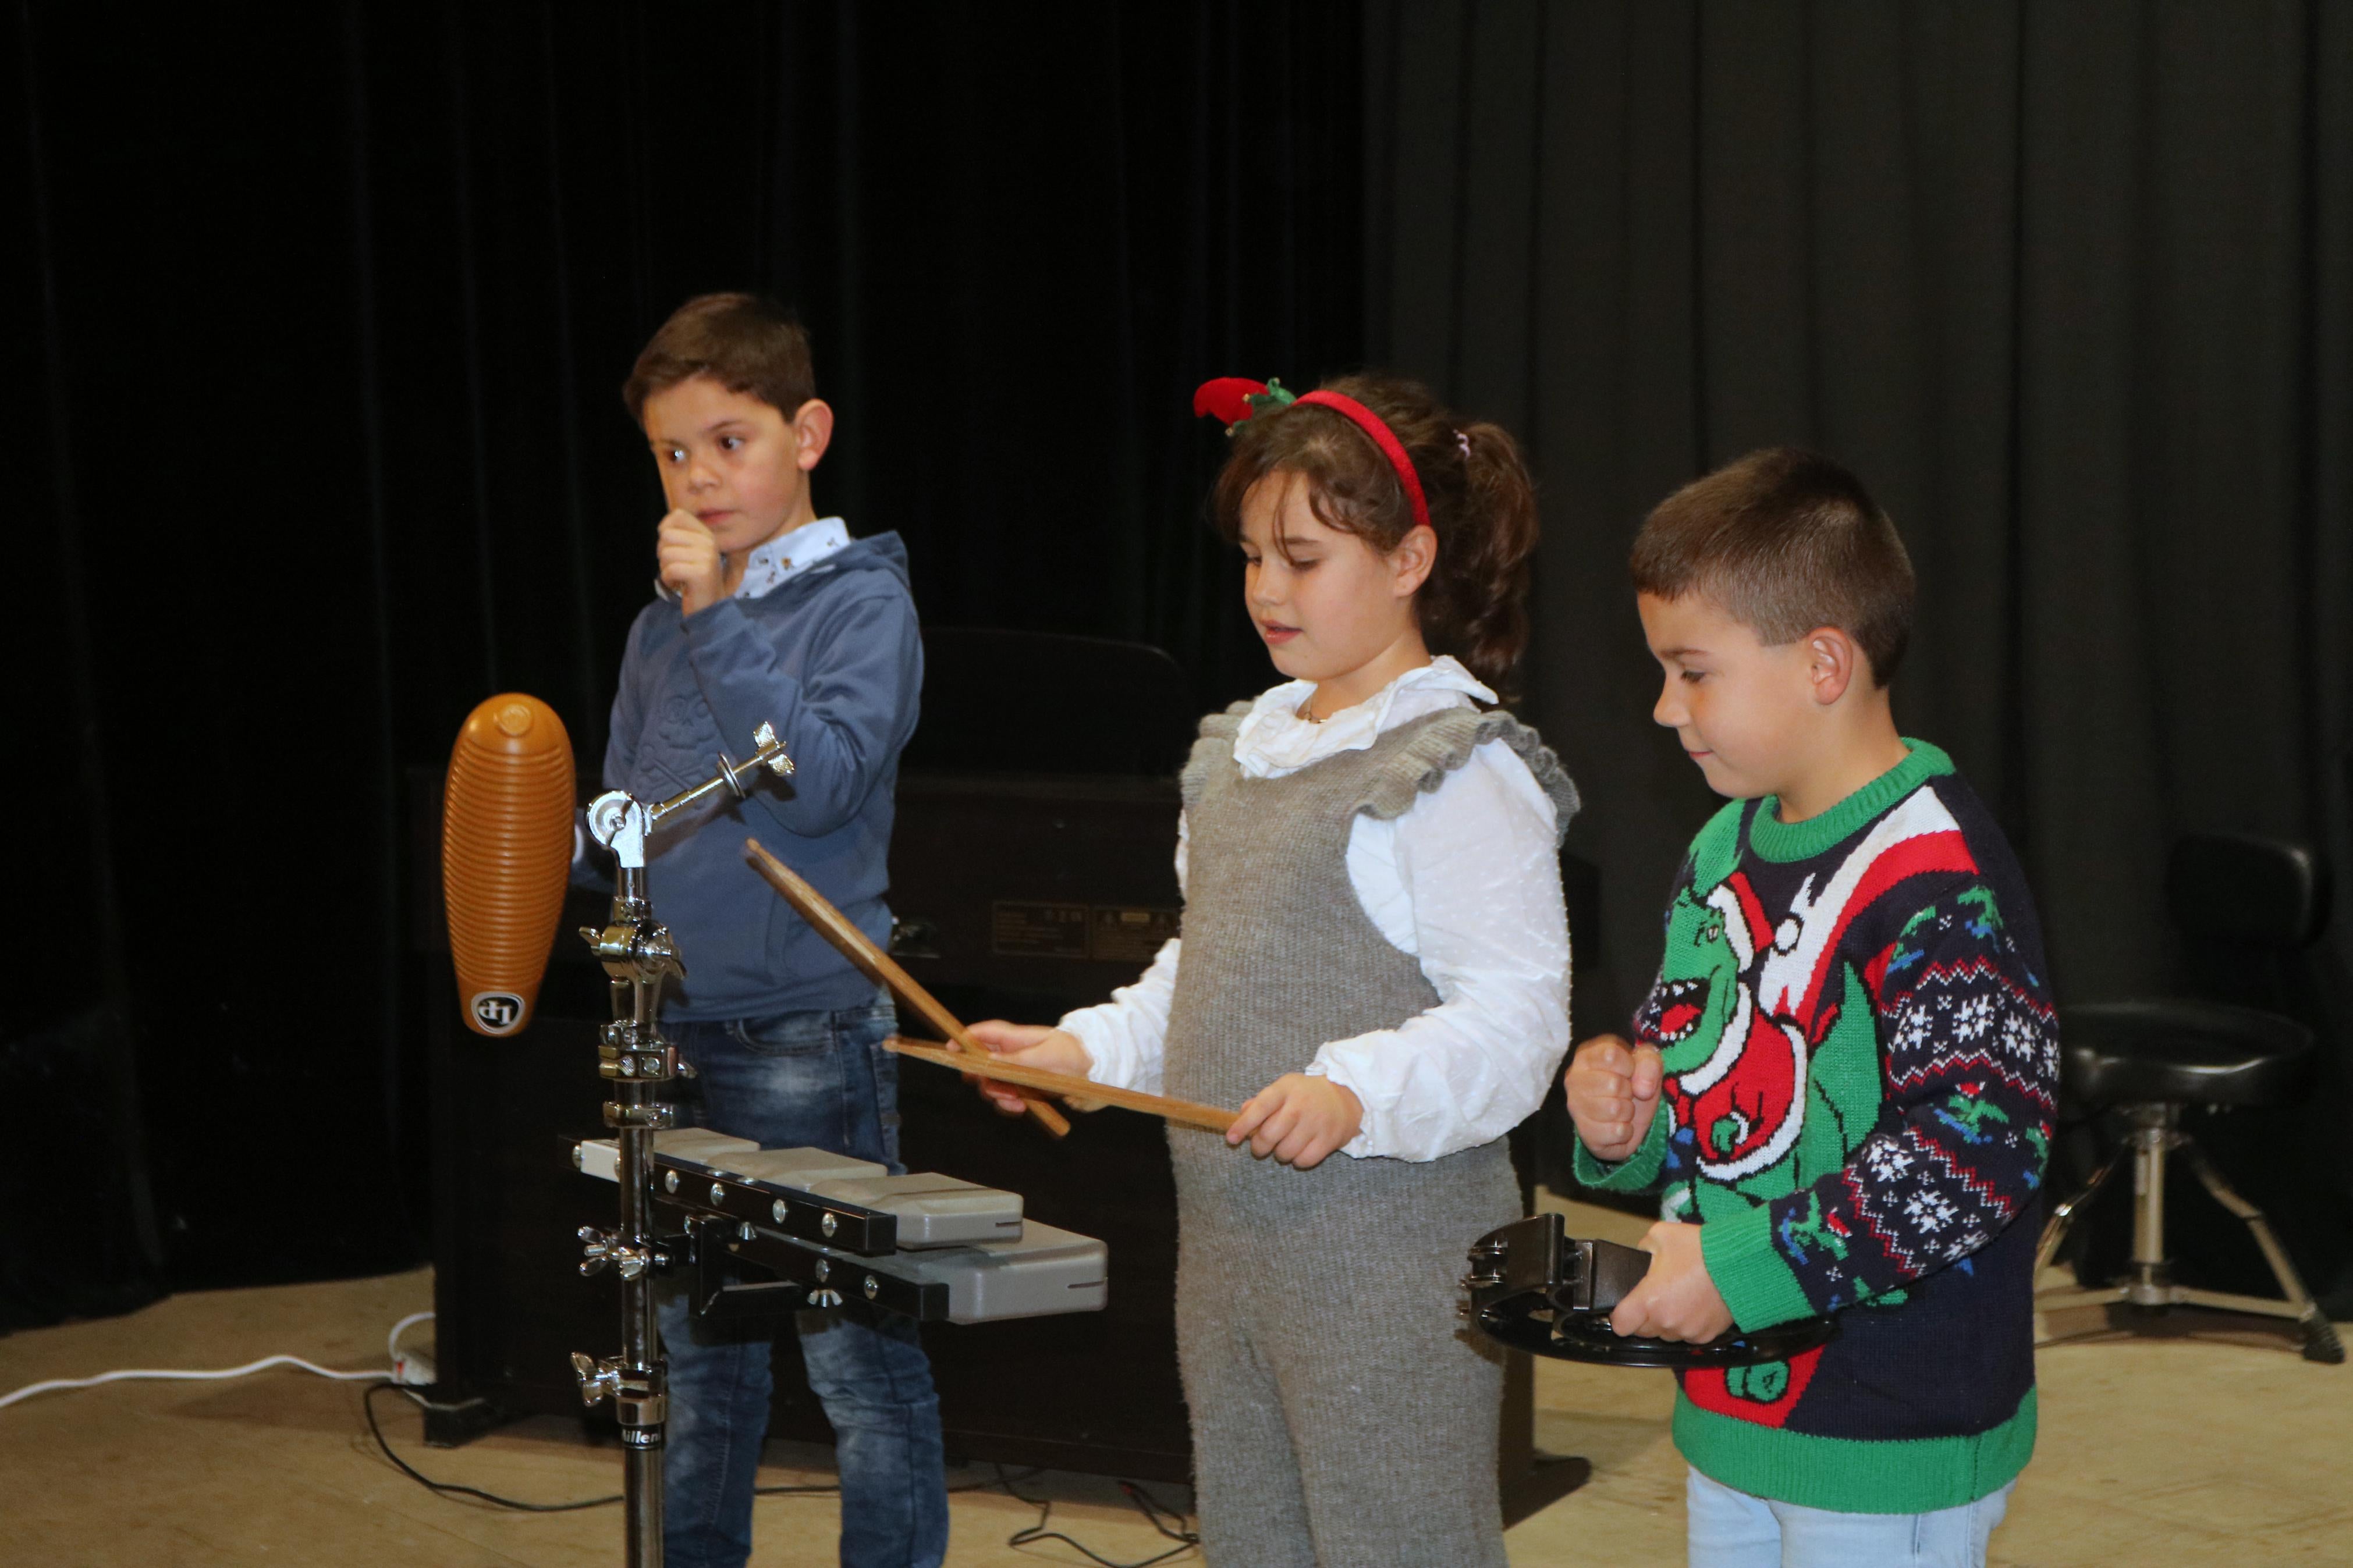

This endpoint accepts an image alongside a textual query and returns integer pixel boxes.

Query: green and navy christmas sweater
[1575,741,2058,1513]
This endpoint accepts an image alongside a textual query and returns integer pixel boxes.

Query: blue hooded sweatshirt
[597,529,921,1019]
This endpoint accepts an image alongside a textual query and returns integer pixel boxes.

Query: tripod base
[2036,1103,2344,1364]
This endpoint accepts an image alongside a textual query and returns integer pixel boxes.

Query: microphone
[442,694,576,1036]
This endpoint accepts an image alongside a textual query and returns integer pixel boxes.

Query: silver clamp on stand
[569,1350,668,1438]
[571,721,793,1568]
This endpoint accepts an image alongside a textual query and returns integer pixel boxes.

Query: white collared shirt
[1057,656,1573,1162]
[655,515,854,604]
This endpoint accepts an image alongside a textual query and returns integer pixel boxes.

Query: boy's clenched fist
[657,509,726,616]
[1564,1033,1664,1162]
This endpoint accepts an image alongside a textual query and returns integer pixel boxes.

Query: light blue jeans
[1686,1469,2014,1568]
[658,992,947,1568]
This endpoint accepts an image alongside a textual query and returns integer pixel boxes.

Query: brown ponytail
[1209,373,1539,700]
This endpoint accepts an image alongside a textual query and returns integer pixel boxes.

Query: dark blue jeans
[658,991,948,1568]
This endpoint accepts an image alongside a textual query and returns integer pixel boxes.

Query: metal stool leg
[2032,1126,2131,1326]
[2034,1149,2120,1281]
[2121,1103,2178,1307]
[2033,1104,2171,1318]
[2177,1142,2346,1365]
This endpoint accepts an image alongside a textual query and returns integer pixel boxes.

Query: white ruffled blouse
[1056,657,1573,1162]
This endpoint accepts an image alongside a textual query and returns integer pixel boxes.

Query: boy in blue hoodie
[604,293,942,1568]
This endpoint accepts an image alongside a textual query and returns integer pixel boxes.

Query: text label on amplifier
[991,901,1180,962]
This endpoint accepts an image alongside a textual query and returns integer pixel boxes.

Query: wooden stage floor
[3,1197,2348,1566]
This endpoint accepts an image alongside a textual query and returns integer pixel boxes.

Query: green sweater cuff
[1573,1100,1670,1192]
[1701,1201,1816,1330]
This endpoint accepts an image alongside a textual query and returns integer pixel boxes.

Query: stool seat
[2061,998,2313,1107]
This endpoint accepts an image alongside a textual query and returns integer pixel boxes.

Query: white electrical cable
[386,1309,438,1386]
[1,1310,437,1413]
[386,1310,434,1366]
[0,1354,388,1412]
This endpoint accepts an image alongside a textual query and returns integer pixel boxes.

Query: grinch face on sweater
[1648,872,1813,1182]
[1649,887,1738,1076]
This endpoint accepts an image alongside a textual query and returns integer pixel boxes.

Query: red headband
[1194,378,1432,532]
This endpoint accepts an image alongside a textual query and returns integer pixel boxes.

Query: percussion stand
[570,722,793,1568]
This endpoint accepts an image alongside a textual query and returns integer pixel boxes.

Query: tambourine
[1463,1213,1838,1368]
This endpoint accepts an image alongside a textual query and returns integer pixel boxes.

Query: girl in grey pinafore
[1163,699,1579,1568]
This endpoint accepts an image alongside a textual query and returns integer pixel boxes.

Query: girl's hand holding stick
[958,1022,1239,1133]
[963,1022,1094,1114]
[1223,1073,1362,1169]
[964,1023,1360,1169]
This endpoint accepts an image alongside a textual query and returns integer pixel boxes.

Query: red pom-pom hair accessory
[1192,375,1432,532]
[1193,376,1297,426]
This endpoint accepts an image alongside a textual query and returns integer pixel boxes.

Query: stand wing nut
[750,721,794,777]
[570,1351,622,1408]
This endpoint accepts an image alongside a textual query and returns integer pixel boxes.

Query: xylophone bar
[576,1130,1108,1325]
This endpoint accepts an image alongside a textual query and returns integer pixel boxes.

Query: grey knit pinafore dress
[1163,701,1579,1568]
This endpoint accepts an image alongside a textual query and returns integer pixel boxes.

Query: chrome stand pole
[574,863,680,1568]
[571,724,794,1568]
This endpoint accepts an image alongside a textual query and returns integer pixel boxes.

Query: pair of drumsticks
[744,841,1234,1138]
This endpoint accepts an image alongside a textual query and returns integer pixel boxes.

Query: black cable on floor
[364,1382,622,1512]
[998,1462,1201,1567]
[363,1382,1045,1513]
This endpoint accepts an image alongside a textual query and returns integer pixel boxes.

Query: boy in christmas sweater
[1565,449,2057,1566]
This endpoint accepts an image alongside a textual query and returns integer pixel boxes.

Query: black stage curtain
[12,1,1362,1315]
[1368,1,2353,1301]
[1369,0,2353,1005]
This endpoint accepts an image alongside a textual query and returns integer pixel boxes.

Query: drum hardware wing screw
[579,1230,656,1281]
[571,1352,622,1407]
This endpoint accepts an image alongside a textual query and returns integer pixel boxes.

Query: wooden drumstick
[883,1036,1237,1134]
[743,839,1072,1137]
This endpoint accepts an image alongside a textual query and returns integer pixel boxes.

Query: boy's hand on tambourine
[1564,1033,1663,1162]
[963,1021,1092,1118]
[656,510,726,616]
[1227,1073,1362,1169]
[1609,1219,1733,1343]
